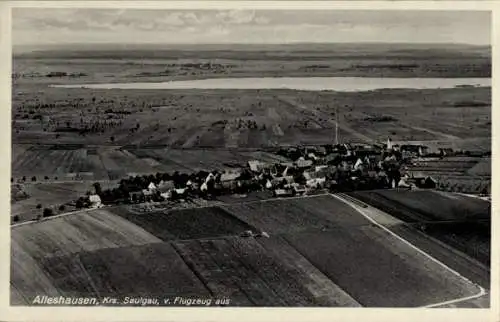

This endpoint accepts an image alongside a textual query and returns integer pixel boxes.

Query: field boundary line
[170,243,216,298]
[238,192,329,205]
[330,193,487,307]
[11,208,99,228]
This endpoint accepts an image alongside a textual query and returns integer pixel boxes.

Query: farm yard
[11,194,487,307]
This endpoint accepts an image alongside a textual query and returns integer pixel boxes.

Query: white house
[296,157,313,168]
[292,183,307,195]
[306,177,326,189]
[354,158,364,171]
[274,189,293,197]
[248,160,263,172]
[175,188,187,196]
[88,194,102,208]
[147,182,157,191]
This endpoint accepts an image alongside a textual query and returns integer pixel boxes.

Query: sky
[12,9,491,46]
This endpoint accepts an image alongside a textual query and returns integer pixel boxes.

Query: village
[71,138,455,211]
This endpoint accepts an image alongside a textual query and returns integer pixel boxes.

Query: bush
[59,205,66,211]
[43,208,54,217]
[12,215,20,223]
[75,198,85,209]
[36,203,42,209]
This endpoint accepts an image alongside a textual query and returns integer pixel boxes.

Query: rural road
[10,207,106,228]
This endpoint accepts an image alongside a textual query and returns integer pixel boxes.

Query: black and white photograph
[8,3,492,311]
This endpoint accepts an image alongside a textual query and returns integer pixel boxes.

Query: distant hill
[13,42,491,60]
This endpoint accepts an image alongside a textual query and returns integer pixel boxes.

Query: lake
[51,77,491,91]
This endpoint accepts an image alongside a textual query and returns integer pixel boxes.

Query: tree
[12,215,20,223]
[31,176,37,182]
[93,182,102,195]
[75,197,85,209]
[22,176,26,182]
[59,205,66,211]
[110,136,115,143]
[10,177,13,183]
[43,208,54,217]
[36,203,42,209]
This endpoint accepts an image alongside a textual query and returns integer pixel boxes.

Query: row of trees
[12,175,56,183]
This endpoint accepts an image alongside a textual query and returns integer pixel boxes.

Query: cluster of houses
[77,138,444,208]
[75,138,453,210]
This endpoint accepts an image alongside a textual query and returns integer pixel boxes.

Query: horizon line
[13,41,491,48]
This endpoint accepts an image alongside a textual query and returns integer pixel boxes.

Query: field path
[406,125,461,140]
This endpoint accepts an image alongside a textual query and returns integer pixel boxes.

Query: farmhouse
[408,173,438,189]
[142,189,153,201]
[147,182,157,191]
[271,175,294,187]
[306,177,326,189]
[158,180,175,199]
[248,160,271,172]
[174,188,187,198]
[325,153,341,165]
[88,194,102,208]
[220,169,242,183]
[129,191,144,203]
[291,183,307,195]
[296,157,313,168]
[274,188,294,197]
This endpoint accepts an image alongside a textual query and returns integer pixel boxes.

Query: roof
[292,184,307,191]
[274,189,293,196]
[325,153,340,163]
[220,171,241,182]
[304,171,325,180]
[89,194,101,203]
[272,175,294,184]
[296,159,313,168]
[248,160,265,172]
[409,171,428,179]
[158,180,175,193]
